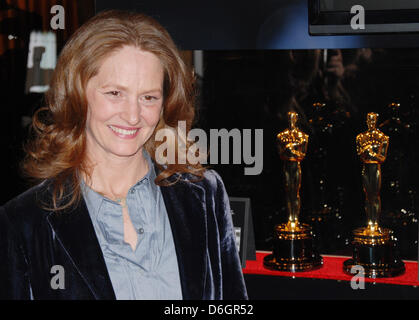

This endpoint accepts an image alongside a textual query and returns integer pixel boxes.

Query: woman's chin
[109,146,143,158]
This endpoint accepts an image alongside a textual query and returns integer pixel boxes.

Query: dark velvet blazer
[0,170,248,300]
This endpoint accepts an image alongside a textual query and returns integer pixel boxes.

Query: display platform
[243,251,418,285]
[242,251,419,299]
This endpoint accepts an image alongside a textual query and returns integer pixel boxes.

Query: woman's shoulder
[179,169,226,194]
[1,180,52,225]
[3,180,50,207]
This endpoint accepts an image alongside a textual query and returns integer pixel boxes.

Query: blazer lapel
[160,178,208,300]
[46,198,116,300]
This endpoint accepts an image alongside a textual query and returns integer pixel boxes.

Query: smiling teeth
[109,126,138,135]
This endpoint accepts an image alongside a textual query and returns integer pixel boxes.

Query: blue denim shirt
[81,151,182,300]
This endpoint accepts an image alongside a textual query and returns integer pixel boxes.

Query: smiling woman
[85,47,164,158]
[0,10,248,300]
[21,10,202,211]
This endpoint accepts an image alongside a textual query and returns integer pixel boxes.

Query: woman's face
[85,45,164,161]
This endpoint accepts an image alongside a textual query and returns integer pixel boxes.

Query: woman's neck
[83,149,149,200]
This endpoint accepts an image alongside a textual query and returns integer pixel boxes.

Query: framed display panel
[229,197,256,268]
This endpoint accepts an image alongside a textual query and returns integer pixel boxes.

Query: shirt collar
[129,149,158,197]
[81,148,159,213]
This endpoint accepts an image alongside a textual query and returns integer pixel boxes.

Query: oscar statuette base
[263,222,323,272]
[343,227,405,278]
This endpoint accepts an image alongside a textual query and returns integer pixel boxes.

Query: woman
[0,10,248,300]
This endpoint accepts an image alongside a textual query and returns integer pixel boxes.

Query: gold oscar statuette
[343,112,405,278]
[263,111,323,272]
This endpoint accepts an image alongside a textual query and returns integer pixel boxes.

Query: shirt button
[138,228,144,234]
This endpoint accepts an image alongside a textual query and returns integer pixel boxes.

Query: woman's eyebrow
[100,83,162,93]
[100,83,128,90]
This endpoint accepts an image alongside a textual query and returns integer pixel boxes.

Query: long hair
[21,10,205,211]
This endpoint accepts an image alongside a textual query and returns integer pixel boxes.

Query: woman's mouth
[108,125,140,139]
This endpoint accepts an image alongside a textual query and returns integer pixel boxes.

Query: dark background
[0,0,95,203]
[199,48,419,259]
[96,0,419,49]
[1,0,418,261]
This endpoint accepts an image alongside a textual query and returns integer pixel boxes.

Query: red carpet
[243,251,419,286]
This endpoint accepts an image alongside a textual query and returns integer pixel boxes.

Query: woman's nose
[121,97,141,125]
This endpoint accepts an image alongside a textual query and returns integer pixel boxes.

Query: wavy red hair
[22,10,205,210]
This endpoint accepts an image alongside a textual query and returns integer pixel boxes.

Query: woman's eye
[143,95,160,103]
[106,91,121,97]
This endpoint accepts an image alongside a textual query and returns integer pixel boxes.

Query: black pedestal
[263,222,323,272]
[343,227,405,278]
